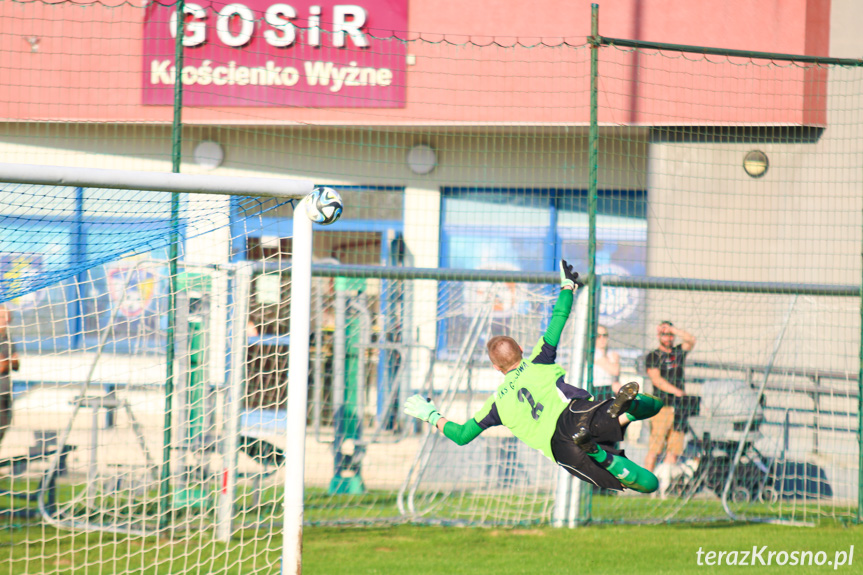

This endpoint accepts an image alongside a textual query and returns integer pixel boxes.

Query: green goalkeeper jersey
[467,289,586,461]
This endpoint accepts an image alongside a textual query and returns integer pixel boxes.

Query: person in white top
[593,325,621,401]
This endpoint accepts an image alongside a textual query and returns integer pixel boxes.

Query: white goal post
[0,163,315,574]
[0,163,313,198]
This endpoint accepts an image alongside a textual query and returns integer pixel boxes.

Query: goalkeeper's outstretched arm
[541,259,583,348]
[404,395,483,446]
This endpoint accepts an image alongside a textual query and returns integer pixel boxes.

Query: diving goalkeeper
[404,260,661,493]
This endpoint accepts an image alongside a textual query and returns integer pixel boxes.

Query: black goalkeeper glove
[560,259,584,290]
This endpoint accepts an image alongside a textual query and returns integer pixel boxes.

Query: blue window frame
[229,186,404,265]
[229,187,404,347]
[230,185,405,421]
[2,186,184,353]
[438,187,647,357]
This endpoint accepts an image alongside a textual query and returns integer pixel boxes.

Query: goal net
[0,175,312,573]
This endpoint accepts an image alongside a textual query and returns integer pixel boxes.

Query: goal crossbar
[0,163,314,199]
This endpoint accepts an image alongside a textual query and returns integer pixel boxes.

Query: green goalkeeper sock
[621,394,664,423]
[586,446,659,494]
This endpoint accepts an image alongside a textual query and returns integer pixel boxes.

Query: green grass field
[303,523,861,575]
[4,477,859,574]
[3,521,861,574]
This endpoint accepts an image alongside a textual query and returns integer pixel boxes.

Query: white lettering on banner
[170,3,207,47]
[212,67,228,85]
[332,5,369,48]
[217,3,255,47]
[308,5,321,47]
[151,59,173,85]
[181,66,198,85]
[148,60,388,90]
[304,60,391,91]
[235,66,250,85]
[170,3,371,49]
[264,4,298,47]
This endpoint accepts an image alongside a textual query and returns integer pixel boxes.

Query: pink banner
[143,0,407,107]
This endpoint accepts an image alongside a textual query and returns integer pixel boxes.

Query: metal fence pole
[582,1,601,524]
[160,0,185,530]
[858,215,863,523]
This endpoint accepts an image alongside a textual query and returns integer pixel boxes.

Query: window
[233,186,404,339]
[1,185,181,353]
[438,187,647,357]
[233,186,405,412]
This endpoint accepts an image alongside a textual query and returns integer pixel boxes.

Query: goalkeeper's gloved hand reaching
[404,395,443,427]
[560,259,584,290]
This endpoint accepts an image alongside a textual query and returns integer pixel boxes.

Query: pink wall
[0,0,830,125]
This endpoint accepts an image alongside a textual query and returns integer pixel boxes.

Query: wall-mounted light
[194,141,224,170]
[407,144,437,175]
[743,150,768,178]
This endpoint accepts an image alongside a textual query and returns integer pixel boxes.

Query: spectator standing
[644,320,696,472]
[592,325,621,401]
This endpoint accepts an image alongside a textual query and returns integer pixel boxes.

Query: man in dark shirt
[644,320,696,472]
[0,305,20,448]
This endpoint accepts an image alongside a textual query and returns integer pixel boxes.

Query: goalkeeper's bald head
[487,335,523,373]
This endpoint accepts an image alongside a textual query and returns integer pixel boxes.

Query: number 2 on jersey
[517,388,544,420]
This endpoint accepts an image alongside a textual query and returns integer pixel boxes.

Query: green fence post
[330,277,367,495]
[161,0,185,529]
[187,319,204,443]
[859,238,863,523]
[580,1,601,525]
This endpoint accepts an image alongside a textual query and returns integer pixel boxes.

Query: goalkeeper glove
[560,259,584,290]
[404,395,443,427]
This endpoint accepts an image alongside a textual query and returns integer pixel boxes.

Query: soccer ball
[304,187,343,225]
